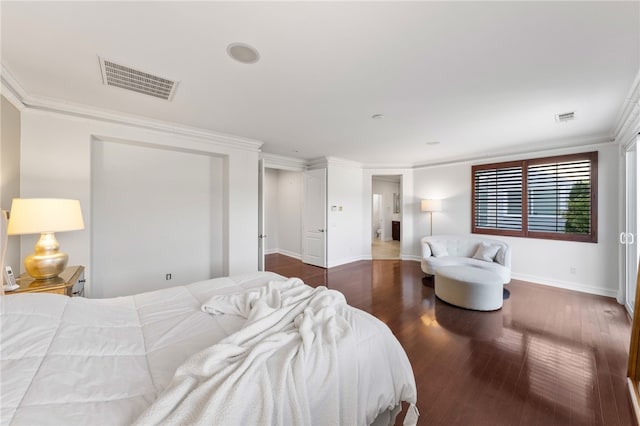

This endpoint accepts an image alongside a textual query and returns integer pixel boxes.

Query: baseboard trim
[401,255,422,262]
[511,273,617,298]
[327,255,369,268]
[276,249,301,260]
[628,378,640,426]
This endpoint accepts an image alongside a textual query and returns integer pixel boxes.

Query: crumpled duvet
[2,272,417,426]
[134,278,418,425]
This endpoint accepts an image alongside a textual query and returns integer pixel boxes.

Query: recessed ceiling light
[227,43,260,64]
[425,141,440,146]
[371,114,385,120]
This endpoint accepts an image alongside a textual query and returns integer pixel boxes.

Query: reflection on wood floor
[265,254,634,426]
[372,239,400,259]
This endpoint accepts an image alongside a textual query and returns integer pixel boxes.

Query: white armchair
[420,235,511,284]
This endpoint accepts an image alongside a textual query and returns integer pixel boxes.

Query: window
[472,152,597,242]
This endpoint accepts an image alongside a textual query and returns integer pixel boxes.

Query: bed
[1,271,418,425]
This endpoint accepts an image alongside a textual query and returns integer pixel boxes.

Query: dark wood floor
[265,254,635,426]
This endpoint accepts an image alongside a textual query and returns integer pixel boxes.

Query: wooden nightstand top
[7,266,85,296]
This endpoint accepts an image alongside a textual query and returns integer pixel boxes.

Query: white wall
[91,139,224,297]
[1,95,21,272]
[19,109,260,296]
[264,168,279,253]
[327,161,365,267]
[413,144,619,297]
[412,162,471,239]
[263,168,302,258]
[372,177,401,241]
[276,170,302,258]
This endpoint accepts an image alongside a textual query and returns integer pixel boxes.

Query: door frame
[258,159,265,271]
[623,136,640,315]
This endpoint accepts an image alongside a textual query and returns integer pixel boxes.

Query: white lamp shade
[421,199,442,212]
[7,198,84,235]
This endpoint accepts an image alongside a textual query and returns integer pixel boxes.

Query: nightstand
[7,265,85,296]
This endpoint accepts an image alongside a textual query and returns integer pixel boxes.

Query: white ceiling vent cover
[555,111,576,123]
[99,57,178,100]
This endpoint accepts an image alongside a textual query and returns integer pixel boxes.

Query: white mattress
[1,272,417,425]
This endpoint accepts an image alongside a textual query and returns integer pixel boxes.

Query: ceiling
[2,1,639,166]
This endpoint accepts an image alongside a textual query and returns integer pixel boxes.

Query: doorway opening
[371,175,401,259]
[261,167,304,265]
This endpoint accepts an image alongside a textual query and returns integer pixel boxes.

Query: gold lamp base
[25,232,68,280]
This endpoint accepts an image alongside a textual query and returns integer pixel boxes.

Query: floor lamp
[421,199,442,236]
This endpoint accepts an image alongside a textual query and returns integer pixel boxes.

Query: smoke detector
[99,57,178,100]
[555,111,576,123]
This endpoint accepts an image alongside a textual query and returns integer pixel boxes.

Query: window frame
[471,151,598,243]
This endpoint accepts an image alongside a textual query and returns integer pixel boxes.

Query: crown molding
[266,134,614,173]
[614,67,640,146]
[261,153,307,171]
[1,68,27,111]
[363,162,413,170]
[306,156,364,170]
[349,133,616,170]
[412,134,614,169]
[1,65,263,152]
[324,156,363,169]
[307,157,329,169]
[372,175,402,183]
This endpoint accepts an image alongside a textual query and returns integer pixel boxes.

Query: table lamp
[421,199,442,236]
[7,198,84,280]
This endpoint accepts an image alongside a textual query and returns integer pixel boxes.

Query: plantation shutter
[471,151,597,242]
[473,164,523,234]
[527,158,591,235]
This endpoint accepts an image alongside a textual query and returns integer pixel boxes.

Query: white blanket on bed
[2,272,417,426]
[134,278,359,425]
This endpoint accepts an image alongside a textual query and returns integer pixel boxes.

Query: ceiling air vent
[555,111,575,123]
[99,57,178,100]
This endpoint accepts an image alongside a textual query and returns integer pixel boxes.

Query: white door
[258,159,266,271]
[624,138,640,314]
[302,168,327,267]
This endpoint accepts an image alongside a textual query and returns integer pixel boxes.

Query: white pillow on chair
[428,241,449,257]
[472,242,501,262]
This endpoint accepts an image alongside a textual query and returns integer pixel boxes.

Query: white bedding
[1,272,417,425]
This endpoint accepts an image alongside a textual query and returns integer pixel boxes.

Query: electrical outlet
[570,267,576,275]
[165,273,172,280]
